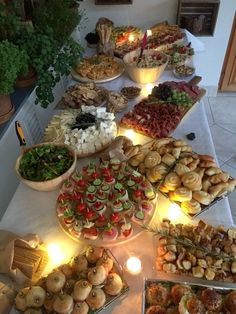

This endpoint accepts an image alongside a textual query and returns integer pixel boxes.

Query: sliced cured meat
[121,101,183,138]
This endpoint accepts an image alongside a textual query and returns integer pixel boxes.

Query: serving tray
[142,276,236,314]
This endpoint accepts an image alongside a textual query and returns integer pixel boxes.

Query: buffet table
[1,70,235,314]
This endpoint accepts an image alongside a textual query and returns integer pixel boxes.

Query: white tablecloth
[2,70,234,314]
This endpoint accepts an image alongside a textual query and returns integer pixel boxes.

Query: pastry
[205,167,222,176]
[164,172,181,191]
[179,157,193,165]
[187,159,199,171]
[46,271,66,293]
[171,147,181,159]
[179,295,205,314]
[192,191,212,205]
[197,154,214,162]
[209,172,230,184]
[182,171,202,191]
[224,291,236,313]
[200,288,223,311]
[171,284,193,305]
[145,305,166,314]
[201,179,211,192]
[26,286,46,308]
[144,151,161,168]
[87,266,107,285]
[181,199,201,215]
[169,187,192,202]
[147,164,168,183]
[208,183,229,198]
[53,293,74,314]
[86,288,106,310]
[73,280,92,302]
[72,301,89,314]
[104,273,123,295]
[24,309,42,314]
[199,160,217,168]
[146,283,170,306]
[174,164,190,177]
[162,153,176,166]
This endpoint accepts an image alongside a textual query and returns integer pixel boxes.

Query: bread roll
[164,172,181,191]
[192,191,212,205]
[169,187,192,202]
[182,171,202,191]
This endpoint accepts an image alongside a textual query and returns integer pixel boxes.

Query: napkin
[0,230,48,287]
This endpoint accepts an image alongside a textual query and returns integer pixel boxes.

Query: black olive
[186,132,196,140]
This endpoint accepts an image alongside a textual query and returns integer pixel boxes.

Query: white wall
[80,0,236,91]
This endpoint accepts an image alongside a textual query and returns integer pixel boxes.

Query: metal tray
[142,275,236,314]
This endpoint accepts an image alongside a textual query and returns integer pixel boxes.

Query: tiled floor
[203,94,236,224]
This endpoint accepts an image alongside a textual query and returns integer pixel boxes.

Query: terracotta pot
[0,94,14,125]
[15,67,37,88]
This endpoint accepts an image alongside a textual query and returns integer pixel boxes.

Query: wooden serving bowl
[15,143,77,191]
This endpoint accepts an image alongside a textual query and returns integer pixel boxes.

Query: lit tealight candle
[126,256,142,274]
[147,29,152,37]
[128,34,135,42]
[47,243,64,267]
[167,203,182,221]
[124,129,135,141]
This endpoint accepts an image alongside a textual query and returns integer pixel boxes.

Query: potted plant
[15,26,83,108]
[0,40,28,124]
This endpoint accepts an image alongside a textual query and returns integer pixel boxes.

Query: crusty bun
[73,280,92,302]
[88,265,107,285]
[53,293,74,314]
[85,246,104,264]
[104,272,123,296]
[71,255,88,273]
[24,309,43,314]
[96,253,114,273]
[46,270,66,293]
[72,301,89,314]
[86,288,106,310]
[15,287,30,311]
[26,286,46,308]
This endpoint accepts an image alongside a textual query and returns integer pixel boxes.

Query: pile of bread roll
[15,246,125,314]
[156,219,236,282]
[124,137,236,215]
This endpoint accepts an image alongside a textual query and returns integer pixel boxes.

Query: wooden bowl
[15,143,77,191]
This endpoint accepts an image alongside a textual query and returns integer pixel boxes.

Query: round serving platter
[71,57,125,84]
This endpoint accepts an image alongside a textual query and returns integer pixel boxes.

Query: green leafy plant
[0,2,84,108]
[0,40,28,95]
[33,0,83,44]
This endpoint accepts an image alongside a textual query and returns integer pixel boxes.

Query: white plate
[71,57,125,83]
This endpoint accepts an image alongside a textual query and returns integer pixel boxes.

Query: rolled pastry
[174,164,190,177]
[173,139,186,147]
[202,179,212,192]
[171,147,181,159]
[199,161,217,168]
[192,191,212,205]
[164,172,181,191]
[188,159,200,171]
[162,153,176,166]
[210,172,230,184]
[181,199,201,215]
[169,187,192,202]
[144,151,161,168]
[146,164,168,183]
[205,167,222,176]
[208,182,229,198]
[182,171,202,191]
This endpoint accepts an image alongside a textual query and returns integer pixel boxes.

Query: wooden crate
[95,0,132,4]
[177,0,220,36]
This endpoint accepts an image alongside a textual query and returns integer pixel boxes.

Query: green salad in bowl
[16,143,77,191]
